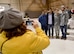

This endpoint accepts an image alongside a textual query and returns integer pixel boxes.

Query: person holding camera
[0,8,50,54]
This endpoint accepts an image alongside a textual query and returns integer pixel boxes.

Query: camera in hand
[26,19,33,25]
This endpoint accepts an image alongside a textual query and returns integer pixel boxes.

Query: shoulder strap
[1,39,8,54]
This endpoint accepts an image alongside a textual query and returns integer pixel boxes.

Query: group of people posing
[39,5,71,40]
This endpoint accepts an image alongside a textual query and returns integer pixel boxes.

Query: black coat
[47,12,54,26]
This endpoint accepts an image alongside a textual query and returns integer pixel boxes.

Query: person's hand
[22,22,27,27]
[32,21,39,28]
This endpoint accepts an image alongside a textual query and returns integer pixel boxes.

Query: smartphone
[26,19,33,25]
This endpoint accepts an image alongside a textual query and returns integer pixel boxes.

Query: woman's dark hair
[2,24,27,39]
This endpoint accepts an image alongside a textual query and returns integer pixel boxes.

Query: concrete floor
[43,39,74,54]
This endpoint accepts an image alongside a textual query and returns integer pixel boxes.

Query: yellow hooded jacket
[0,27,50,54]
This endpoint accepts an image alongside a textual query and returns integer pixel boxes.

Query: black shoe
[56,36,59,39]
[66,33,69,35]
[61,36,64,39]
[61,36,67,40]
[63,37,67,40]
[48,36,50,38]
[52,36,54,38]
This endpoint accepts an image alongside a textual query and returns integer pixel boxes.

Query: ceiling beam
[26,0,35,10]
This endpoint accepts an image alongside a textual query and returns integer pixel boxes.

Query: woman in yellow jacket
[0,8,50,54]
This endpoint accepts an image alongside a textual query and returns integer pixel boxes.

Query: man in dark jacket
[38,10,48,35]
[47,8,54,38]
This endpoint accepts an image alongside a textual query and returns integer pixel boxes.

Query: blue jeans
[60,25,67,38]
[41,25,48,35]
[48,24,54,36]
